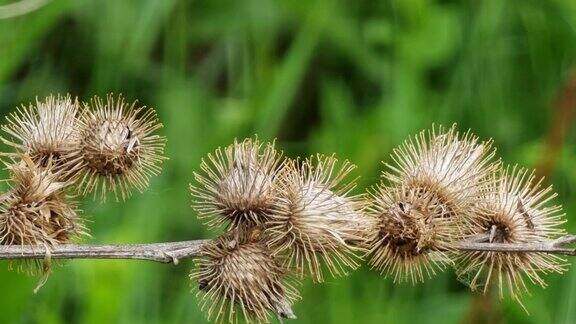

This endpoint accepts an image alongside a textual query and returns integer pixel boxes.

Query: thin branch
[0,240,211,264]
[455,235,576,256]
[0,238,296,319]
[0,236,575,264]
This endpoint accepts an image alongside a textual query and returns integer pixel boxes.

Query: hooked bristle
[264,154,369,283]
[456,166,567,308]
[190,138,283,231]
[191,231,299,323]
[74,94,166,201]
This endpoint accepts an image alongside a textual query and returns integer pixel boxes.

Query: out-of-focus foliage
[1,0,576,323]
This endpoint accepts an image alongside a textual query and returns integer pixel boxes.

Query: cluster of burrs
[364,126,565,309]
[0,94,166,272]
[190,125,567,322]
[0,94,566,323]
[190,140,368,323]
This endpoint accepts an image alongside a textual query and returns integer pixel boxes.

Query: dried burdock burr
[1,94,82,175]
[364,184,454,283]
[191,229,299,323]
[456,166,567,308]
[365,124,498,282]
[190,138,283,231]
[0,156,87,273]
[74,94,166,201]
[264,154,369,283]
[384,124,497,226]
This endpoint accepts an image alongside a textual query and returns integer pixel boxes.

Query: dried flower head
[0,157,87,272]
[191,230,299,323]
[456,166,567,307]
[74,94,166,200]
[190,138,283,231]
[365,124,498,282]
[1,94,82,173]
[364,184,455,283]
[384,124,497,229]
[0,157,86,246]
[264,154,368,282]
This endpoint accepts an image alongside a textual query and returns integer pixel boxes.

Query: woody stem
[0,235,575,263]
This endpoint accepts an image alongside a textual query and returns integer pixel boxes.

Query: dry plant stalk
[0,98,574,324]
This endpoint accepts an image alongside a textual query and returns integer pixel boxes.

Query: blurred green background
[1,0,576,323]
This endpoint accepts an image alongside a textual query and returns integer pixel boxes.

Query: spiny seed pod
[0,157,87,272]
[74,94,166,201]
[190,138,283,231]
[265,154,368,282]
[384,124,497,229]
[1,94,82,174]
[191,230,299,323]
[456,166,567,307]
[0,157,86,246]
[365,124,498,282]
[364,184,454,283]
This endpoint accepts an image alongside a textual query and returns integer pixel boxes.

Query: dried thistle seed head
[75,94,166,201]
[385,124,497,229]
[264,154,369,282]
[0,157,88,275]
[191,231,299,323]
[456,166,567,307]
[365,184,454,284]
[1,94,82,173]
[0,157,87,273]
[190,138,283,231]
